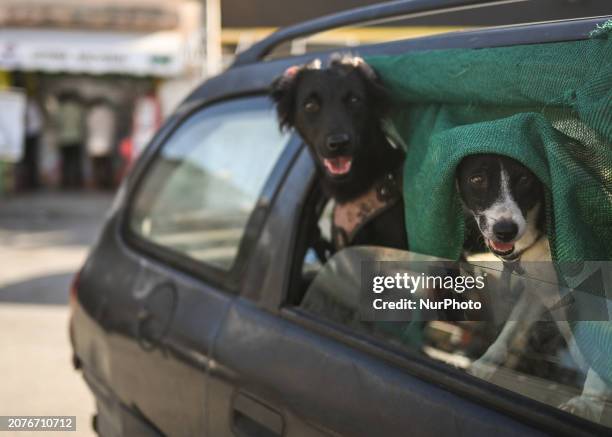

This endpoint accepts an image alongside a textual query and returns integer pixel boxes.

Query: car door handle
[231,392,284,437]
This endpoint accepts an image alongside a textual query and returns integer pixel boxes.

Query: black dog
[270,55,407,250]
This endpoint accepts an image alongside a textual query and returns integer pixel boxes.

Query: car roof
[183,0,611,106]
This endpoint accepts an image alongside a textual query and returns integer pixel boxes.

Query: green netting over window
[366,24,612,385]
[365,24,612,265]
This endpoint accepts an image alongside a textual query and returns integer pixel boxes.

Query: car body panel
[211,298,546,436]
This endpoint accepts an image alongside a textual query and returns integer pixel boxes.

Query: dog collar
[332,168,402,249]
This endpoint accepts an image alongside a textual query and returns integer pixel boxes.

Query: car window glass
[294,221,612,428]
[130,97,289,270]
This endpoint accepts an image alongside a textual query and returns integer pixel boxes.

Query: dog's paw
[559,395,606,423]
[467,358,500,380]
[468,348,507,380]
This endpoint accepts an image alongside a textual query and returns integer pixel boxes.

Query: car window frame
[236,15,612,312]
[272,17,612,426]
[121,93,301,294]
[232,18,612,435]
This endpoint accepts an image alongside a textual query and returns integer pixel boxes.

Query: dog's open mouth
[487,240,515,257]
[323,156,352,176]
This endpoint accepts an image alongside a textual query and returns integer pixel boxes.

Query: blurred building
[0,0,608,193]
[0,0,203,191]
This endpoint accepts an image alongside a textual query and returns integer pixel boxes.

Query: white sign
[0,89,26,162]
[0,29,191,77]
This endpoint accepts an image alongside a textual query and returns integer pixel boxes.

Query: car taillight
[69,269,82,312]
[69,268,83,369]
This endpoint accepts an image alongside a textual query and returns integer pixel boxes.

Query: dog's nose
[326,134,350,151]
[493,221,518,242]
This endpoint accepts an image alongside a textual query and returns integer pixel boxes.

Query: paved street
[0,191,114,437]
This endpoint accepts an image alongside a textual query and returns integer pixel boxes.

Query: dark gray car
[69,1,612,436]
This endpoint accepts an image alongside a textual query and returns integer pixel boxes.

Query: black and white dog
[457,153,611,422]
[270,55,407,251]
[457,154,545,262]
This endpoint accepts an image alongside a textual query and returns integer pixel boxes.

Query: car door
[205,11,612,437]
[74,95,297,436]
[208,146,551,437]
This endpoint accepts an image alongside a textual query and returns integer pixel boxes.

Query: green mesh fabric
[365,25,612,265]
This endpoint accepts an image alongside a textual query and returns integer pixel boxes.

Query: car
[69,1,612,436]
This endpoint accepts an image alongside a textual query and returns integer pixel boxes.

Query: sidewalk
[0,190,113,436]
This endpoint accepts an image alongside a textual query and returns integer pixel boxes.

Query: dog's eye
[348,95,361,105]
[304,100,320,113]
[517,174,532,187]
[469,175,487,189]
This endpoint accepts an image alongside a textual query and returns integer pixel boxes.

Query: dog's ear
[351,57,389,116]
[268,65,301,130]
[270,60,321,130]
[270,66,300,131]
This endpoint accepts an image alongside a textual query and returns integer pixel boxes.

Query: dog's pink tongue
[323,156,352,175]
[489,240,514,252]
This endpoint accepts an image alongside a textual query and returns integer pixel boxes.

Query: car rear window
[129,97,289,271]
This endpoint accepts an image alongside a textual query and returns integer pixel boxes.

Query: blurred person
[56,91,85,189]
[20,97,44,190]
[117,135,134,183]
[86,98,116,190]
[131,91,161,158]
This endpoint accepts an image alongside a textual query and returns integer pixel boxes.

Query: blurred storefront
[2,0,607,194]
[0,0,203,192]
